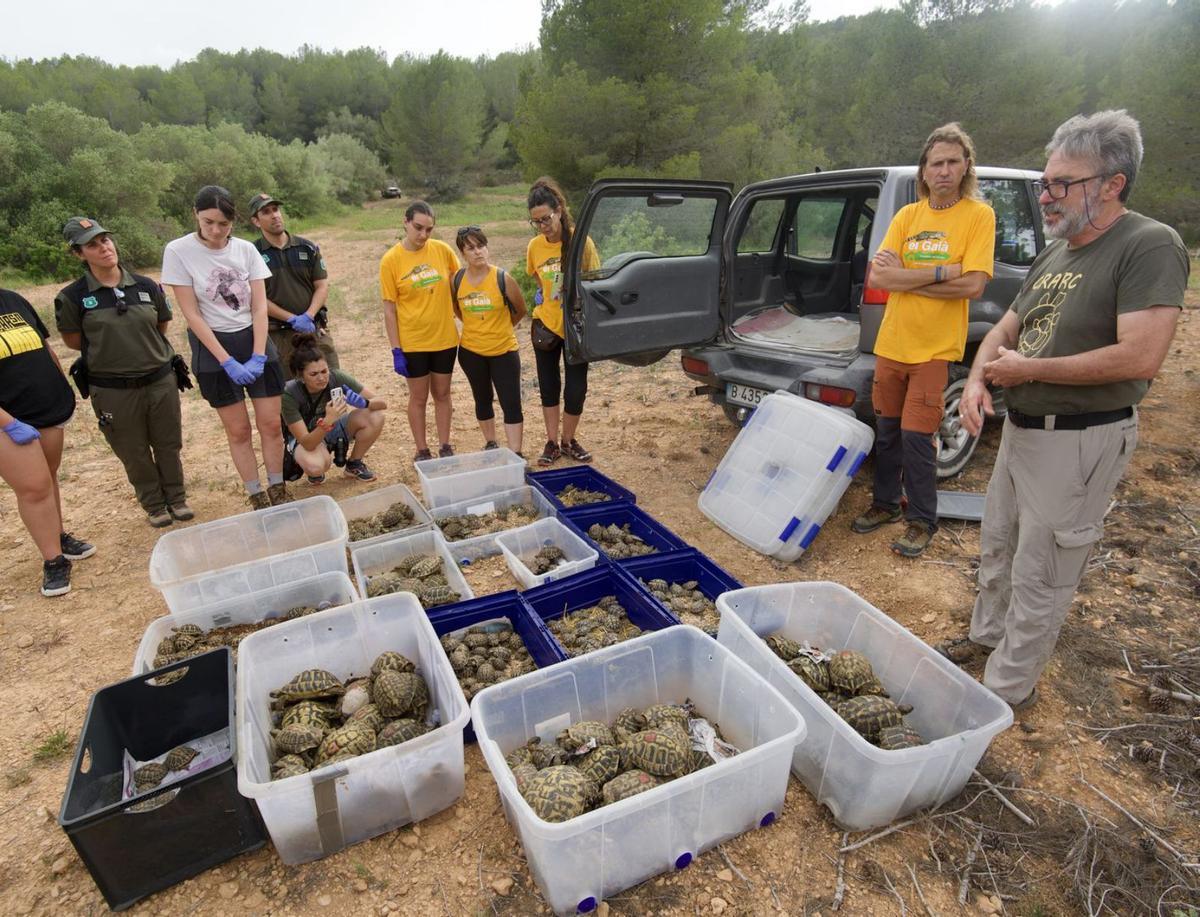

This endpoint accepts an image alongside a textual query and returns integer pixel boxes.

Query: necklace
[929,197,960,211]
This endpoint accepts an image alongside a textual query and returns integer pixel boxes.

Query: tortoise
[379,502,415,529]
[575,744,622,787]
[283,699,340,730]
[394,553,425,575]
[272,753,310,773]
[688,747,715,774]
[527,737,567,770]
[529,545,567,575]
[602,769,660,805]
[155,635,178,657]
[272,722,326,756]
[347,702,386,735]
[521,765,598,822]
[463,632,490,649]
[409,555,443,579]
[476,661,498,683]
[511,762,540,793]
[271,669,345,704]
[620,728,691,778]
[170,623,205,651]
[613,707,647,736]
[836,695,905,741]
[878,723,926,750]
[163,744,199,772]
[506,744,534,769]
[419,583,460,608]
[133,761,169,792]
[642,703,692,731]
[557,721,616,754]
[765,634,803,662]
[787,656,832,694]
[371,651,416,677]
[828,650,879,696]
[377,718,430,747]
[373,670,429,719]
[316,722,377,764]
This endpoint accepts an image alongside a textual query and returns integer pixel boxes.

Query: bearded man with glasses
[944,110,1189,711]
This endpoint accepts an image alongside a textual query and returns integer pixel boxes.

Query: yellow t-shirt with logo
[873,198,995,364]
[379,238,460,352]
[525,234,600,339]
[456,267,518,357]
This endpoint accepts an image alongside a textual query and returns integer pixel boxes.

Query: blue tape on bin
[799,524,821,550]
[847,450,868,477]
[778,517,801,542]
[825,445,848,472]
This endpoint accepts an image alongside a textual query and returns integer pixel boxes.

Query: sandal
[537,440,561,466]
[560,438,592,462]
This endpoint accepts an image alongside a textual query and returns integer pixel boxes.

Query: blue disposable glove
[391,347,409,378]
[3,418,40,445]
[287,313,317,334]
[221,358,256,386]
[342,386,368,409]
[245,353,268,381]
[534,288,544,306]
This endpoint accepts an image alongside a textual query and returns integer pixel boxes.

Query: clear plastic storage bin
[526,466,636,512]
[148,495,349,615]
[132,573,358,677]
[236,594,469,865]
[716,582,1013,830]
[338,483,433,550]
[699,393,873,562]
[349,528,472,606]
[430,485,556,554]
[415,447,526,509]
[471,625,806,915]
[495,517,600,589]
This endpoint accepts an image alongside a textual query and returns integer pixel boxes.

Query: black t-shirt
[0,289,76,428]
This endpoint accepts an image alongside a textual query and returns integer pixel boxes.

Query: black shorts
[406,346,457,378]
[196,364,285,408]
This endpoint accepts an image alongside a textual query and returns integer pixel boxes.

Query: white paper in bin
[337,482,434,550]
[471,626,806,915]
[415,447,525,508]
[349,528,472,605]
[494,517,598,589]
[236,594,469,864]
[716,582,1012,831]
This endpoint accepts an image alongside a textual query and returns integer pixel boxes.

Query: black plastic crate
[58,649,266,911]
[526,465,637,512]
[616,548,744,636]
[561,502,688,564]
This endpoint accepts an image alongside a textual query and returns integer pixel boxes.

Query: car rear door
[563,179,733,363]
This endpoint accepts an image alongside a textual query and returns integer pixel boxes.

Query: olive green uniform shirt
[281,369,363,429]
[55,268,174,377]
[254,233,328,325]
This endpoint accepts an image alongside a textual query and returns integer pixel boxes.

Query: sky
[2,0,901,68]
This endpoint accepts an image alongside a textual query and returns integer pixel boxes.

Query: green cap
[63,216,111,247]
[248,192,282,217]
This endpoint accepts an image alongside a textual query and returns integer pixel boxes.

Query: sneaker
[413,448,433,462]
[936,636,992,666]
[146,509,174,528]
[307,474,326,485]
[850,504,903,534]
[248,491,271,511]
[59,532,96,560]
[537,440,561,467]
[167,502,194,521]
[891,521,935,558]
[41,554,72,597]
[483,441,499,450]
[438,444,455,458]
[1010,686,1039,712]
[560,438,592,462]
[267,483,294,506]
[344,459,376,482]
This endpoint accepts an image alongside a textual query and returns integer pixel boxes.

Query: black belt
[89,361,174,390]
[1008,406,1133,430]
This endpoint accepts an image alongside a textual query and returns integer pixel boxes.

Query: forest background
[0,0,1195,281]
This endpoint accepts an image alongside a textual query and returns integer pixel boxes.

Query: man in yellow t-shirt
[851,123,996,558]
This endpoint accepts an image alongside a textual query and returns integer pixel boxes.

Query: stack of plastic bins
[561,503,688,567]
[60,649,266,910]
[427,592,566,742]
[430,485,556,556]
[526,466,636,513]
[495,517,600,589]
[471,626,807,915]
[617,549,742,636]
[349,528,472,607]
[415,447,526,509]
[149,495,348,614]
[698,392,873,562]
[524,565,680,657]
[132,572,358,677]
[236,594,469,865]
[716,582,1013,830]
[338,483,433,553]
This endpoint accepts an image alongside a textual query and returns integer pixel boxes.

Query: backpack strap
[496,268,516,315]
[451,268,465,312]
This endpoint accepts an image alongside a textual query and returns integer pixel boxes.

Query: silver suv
[562,168,1045,477]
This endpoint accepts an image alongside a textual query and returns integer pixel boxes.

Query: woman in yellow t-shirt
[526,177,600,466]
[379,201,461,461]
[452,226,528,454]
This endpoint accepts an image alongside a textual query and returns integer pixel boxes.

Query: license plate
[726,382,769,408]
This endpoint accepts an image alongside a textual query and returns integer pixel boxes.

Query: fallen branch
[717,844,752,888]
[907,864,934,916]
[958,829,983,905]
[1080,777,1198,869]
[831,832,848,911]
[839,816,919,852]
[972,769,1036,827]
[881,866,908,915]
[1114,674,1200,704]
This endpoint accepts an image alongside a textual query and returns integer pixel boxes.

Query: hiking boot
[537,440,561,467]
[850,504,903,534]
[248,491,271,511]
[936,636,992,666]
[167,501,194,521]
[147,509,174,528]
[267,483,294,506]
[483,440,499,450]
[560,438,592,462]
[344,459,377,482]
[59,531,96,560]
[413,448,433,462]
[438,443,455,458]
[891,521,935,557]
[1010,686,1039,712]
[41,554,72,597]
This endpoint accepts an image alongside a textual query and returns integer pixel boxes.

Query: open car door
[563,179,733,364]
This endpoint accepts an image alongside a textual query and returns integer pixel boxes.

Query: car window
[979,179,1038,266]
[585,194,717,276]
[791,197,848,260]
[737,198,785,253]
[854,198,877,251]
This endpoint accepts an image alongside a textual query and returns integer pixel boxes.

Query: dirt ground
[1,199,1197,916]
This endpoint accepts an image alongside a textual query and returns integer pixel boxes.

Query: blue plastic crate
[561,502,688,564]
[427,592,566,743]
[523,565,681,657]
[616,549,743,636]
[526,466,637,512]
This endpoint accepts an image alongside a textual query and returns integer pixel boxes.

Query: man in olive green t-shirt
[946,110,1189,710]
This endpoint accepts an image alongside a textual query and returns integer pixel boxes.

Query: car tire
[934,368,979,479]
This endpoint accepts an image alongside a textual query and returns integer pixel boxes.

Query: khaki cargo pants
[969,412,1137,703]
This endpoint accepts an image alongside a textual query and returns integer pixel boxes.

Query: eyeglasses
[1032,174,1107,200]
[456,225,481,238]
[529,213,556,229]
[112,285,127,316]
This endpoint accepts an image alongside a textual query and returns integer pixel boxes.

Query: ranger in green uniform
[249,193,339,371]
[55,217,192,527]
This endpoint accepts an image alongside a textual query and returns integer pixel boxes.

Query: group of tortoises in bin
[765,634,927,750]
[555,484,610,507]
[132,743,200,793]
[365,552,461,608]
[639,578,720,633]
[586,523,656,559]
[547,596,645,656]
[267,653,433,780]
[507,700,739,822]
[348,500,416,541]
[441,623,536,702]
[437,502,540,541]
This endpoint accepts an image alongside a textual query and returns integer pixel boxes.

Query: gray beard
[1042,187,1103,240]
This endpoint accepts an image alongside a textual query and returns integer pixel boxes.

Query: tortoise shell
[511,762,540,793]
[272,753,309,774]
[133,761,168,792]
[377,718,430,747]
[828,650,878,696]
[613,707,647,736]
[272,722,326,756]
[557,721,615,754]
[171,623,205,651]
[271,669,345,704]
[642,703,691,731]
[371,651,416,678]
[836,695,905,740]
[373,670,429,719]
[527,736,567,770]
[878,723,926,750]
[522,765,598,822]
[346,702,386,735]
[419,583,460,608]
[575,744,622,787]
[282,699,340,730]
[380,502,415,529]
[409,555,443,579]
[787,656,832,694]
[621,728,691,778]
[395,553,425,575]
[765,634,803,662]
[506,745,534,769]
[316,723,377,763]
[163,744,198,772]
[602,769,660,805]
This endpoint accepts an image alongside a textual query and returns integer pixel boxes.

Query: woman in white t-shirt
[161,185,290,509]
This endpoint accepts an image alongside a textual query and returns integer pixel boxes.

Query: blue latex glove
[221,358,256,386]
[287,313,317,334]
[391,347,409,378]
[534,288,544,306]
[3,418,40,445]
[342,386,368,409]
[245,353,268,381]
